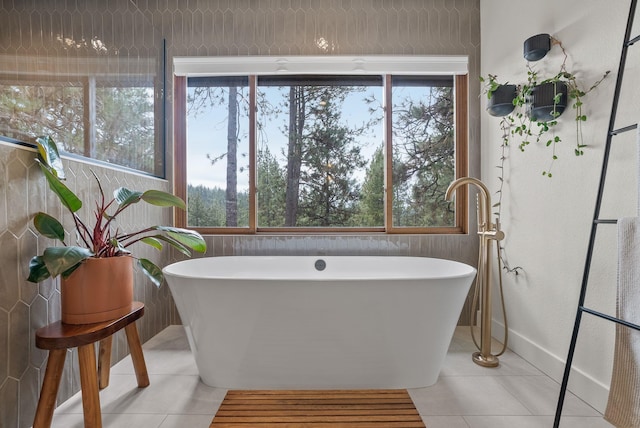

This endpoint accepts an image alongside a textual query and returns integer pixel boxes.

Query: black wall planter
[526,81,568,122]
[524,34,551,61]
[486,84,517,117]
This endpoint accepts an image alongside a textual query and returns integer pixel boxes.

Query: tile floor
[49,326,612,428]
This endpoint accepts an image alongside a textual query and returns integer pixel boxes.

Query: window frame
[174,56,469,234]
[0,53,166,178]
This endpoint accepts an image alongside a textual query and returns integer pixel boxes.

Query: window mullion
[83,76,96,158]
[173,75,188,229]
[383,74,393,232]
[249,75,257,232]
[454,74,469,234]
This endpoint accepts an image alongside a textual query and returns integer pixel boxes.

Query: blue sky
[186,86,384,191]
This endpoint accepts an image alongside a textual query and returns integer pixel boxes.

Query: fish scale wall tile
[7,158,29,237]
[27,163,47,219]
[0,231,20,312]
[18,232,38,305]
[29,295,48,369]
[18,366,39,428]
[0,378,18,428]
[0,153,7,233]
[9,301,30,380]
[0,308,8,384]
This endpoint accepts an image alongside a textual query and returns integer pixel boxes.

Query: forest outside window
[0,78,162,176]
[174,56,469,234]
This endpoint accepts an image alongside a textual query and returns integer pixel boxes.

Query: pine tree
[392,85,455,226]
[257,146,286,226]
[280,85,369,227]
[357,146,385,226]
[297,95,365,226]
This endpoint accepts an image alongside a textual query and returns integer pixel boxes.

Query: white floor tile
[51,413,166,428]
[159,414,217,427]
[54,374,226,415]
[49,325,607,426]
[556,416,614,427]
[409,376,531,416]
[464,415,613,428]
[422,415,471,427]
[111,326,198,376]
[495,375,601,416]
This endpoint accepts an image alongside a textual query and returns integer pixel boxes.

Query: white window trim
[173,55,468,77]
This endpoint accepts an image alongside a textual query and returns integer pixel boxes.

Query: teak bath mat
[210,389,425,427]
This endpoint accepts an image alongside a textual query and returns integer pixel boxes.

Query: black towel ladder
[554,0,640,426]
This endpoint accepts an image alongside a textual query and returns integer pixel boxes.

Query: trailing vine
[481,35,609,274]
[482,36,609,177]
[493,116,524,275]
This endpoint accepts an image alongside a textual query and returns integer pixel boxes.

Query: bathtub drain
[314,259,326,271]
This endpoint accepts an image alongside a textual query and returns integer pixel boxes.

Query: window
[174,56,468,234]
[0,60,164,176]
[390,76,456,228]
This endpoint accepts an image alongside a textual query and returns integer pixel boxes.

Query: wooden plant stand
[33,301,149,428]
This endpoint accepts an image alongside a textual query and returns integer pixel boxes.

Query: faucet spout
[446,177,492,230]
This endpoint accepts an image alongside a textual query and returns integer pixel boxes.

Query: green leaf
[141,190,187,210]
[109,238,131,254]
[155,226,207,253]
[42,246,94,278]
[37,161,82,213]
[61,263,81,279]
[115,188,187,212]
[114,187,143,208]
[27,256,51,283]
[35,136,65,180]
[33,212,65,242]
[140,236,164,251]
[145,235,191,257]
[138,258,163,288]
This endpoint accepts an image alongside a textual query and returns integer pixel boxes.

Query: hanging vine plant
[482,36,610,178]
[479,35,609,275]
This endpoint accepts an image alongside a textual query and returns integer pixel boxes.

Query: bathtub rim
[162,255,477,281]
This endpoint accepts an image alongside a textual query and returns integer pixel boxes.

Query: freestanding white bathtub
[163,256,476,389]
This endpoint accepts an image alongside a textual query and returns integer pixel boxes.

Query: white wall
[480,0,638,412]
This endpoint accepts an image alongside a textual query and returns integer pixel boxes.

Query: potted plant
[480,74,517,117]
[526,79,568,122]
[517,65,609,176]
[484,36,609,177]
[27,135,207,324]
[523,33,551,62]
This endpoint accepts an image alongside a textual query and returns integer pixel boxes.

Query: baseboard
[492,320,610,413]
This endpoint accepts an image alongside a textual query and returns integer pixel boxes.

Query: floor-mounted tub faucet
[446,177,506,367]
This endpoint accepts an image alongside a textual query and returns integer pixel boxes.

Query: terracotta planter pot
[61,256,134,324]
